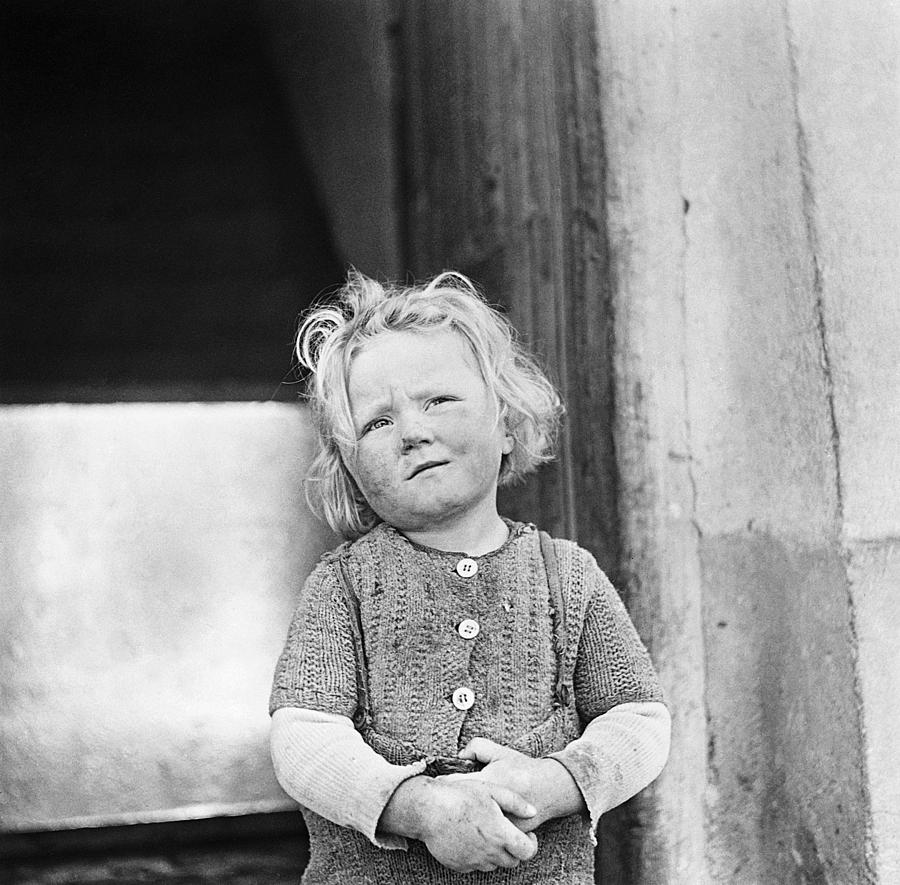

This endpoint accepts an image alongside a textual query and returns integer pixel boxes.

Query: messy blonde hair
[297,269,563,539]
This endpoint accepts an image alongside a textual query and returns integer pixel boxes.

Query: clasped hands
[416,738,575,874]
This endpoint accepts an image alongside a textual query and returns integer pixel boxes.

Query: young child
[269,270,670,883]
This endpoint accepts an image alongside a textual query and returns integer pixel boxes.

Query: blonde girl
[270,270,670,883]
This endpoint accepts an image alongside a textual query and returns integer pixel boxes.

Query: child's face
[345,329,514,536]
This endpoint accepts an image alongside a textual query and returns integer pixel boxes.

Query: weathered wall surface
[0,404,334,830]
[397,0,620,581]
[596,1,899,882]
[794,3,900,880]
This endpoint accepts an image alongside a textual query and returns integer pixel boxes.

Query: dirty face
[345,329,513,537]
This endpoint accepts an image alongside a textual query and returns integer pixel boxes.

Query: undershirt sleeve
[270,706,426,849]
[548,700,670,842]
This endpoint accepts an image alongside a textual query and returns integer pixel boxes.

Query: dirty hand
[420,776,539,872]
[453,737,584,833]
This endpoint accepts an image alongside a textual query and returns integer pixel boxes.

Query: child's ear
[498,408,515,455]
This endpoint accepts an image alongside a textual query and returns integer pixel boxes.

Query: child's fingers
[487,843,537,871]
[458,736,508,762]
[488,784,537,820]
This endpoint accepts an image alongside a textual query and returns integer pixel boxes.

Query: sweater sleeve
[570,557,665,719]
[269,558,359,717]
[270,706,427,849]
[547,700,670,840]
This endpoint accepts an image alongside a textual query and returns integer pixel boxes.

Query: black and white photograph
[2,2,898,883]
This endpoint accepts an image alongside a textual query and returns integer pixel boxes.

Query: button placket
[448,557,481,715]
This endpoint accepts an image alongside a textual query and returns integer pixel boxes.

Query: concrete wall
[596,1,899,882]
[0,404,335,830]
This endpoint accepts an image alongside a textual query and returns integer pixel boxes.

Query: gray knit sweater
[270,520,664,884]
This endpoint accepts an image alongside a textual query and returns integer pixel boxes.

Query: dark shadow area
[1,0,344,403]
[1,812,308,884]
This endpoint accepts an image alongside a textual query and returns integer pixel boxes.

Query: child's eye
[427,396,457,408]
[362,417,391,435]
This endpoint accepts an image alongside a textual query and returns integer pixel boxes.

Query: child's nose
[399,416,433,452]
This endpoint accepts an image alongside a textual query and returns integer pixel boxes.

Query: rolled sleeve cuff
[547,700,671,843]
[356,759,429,849]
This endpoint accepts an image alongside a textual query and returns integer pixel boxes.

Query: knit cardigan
[270,520,665,884]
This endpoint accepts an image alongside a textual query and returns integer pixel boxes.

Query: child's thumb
[458,737,505,762]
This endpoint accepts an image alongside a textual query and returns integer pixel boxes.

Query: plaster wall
[789,3,900,880]
[596,0,898,881]
[678,7,866,878]
[0,403,335,830]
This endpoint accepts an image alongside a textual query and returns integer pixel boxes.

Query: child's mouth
[407,460,448,479]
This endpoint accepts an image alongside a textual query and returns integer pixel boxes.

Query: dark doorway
[1,0,345,403]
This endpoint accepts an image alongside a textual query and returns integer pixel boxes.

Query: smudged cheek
[349,449,401,506]
[450,428,505,484]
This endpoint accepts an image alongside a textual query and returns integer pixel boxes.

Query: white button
[452,687,475,711]
[457,619,480,640]
[456,557,478,577]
